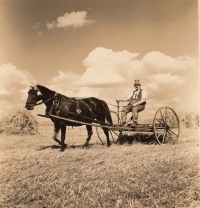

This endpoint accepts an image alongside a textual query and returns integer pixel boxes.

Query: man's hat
[134,80,141,86]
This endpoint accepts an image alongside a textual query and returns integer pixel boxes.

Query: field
[0,124,199,208]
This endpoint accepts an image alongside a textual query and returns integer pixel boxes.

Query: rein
[35,94,57,106]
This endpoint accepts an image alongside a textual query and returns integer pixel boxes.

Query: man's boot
[131,120,137,127]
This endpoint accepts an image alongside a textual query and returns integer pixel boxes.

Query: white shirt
[126,89,147,101]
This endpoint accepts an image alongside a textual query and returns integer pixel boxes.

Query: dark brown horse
[25,85,113,151]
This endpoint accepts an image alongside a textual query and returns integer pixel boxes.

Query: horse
[25,85,113,151]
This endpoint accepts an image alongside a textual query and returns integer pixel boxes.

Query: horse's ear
[29,86,38,91]
[34,86,39,91]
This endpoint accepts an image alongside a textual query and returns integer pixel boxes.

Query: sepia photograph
[0,0,199,207]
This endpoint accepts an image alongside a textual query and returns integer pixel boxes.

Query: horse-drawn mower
[96,103,179,145]
[26,85,180,151]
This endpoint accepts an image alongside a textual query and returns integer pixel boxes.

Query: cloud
[0,64,36,97]
[80,47,140,87]
[146,73,185,95]
[77,48,196,103]
[49,69,126,105]
[1,49,197,119]
[53,48,195,116]
[147,73,184,85]
[46,22,54,30]
[172,98,180,102]
[46,11,93,29]
[79,48,196,92]
[49,48,198,115]
[0,64,36,116]
[33,22,41,29]
[142,51,197,74]
[47,70,80,96]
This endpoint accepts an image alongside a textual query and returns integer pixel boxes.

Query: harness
[47,93,82,118]
[29,89,80,118]
[33,91,110,126]
[50,94,111,127]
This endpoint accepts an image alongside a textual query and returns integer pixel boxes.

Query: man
[120,80,147,127]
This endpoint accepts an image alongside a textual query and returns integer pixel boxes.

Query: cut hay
[0,108,38,135]
[117,132,156,145]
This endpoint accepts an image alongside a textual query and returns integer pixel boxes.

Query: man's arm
[118,99,130,102]
[132,98,146,106]
[118,92,133,102]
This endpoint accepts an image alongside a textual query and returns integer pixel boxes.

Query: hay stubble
[0,126,199,208]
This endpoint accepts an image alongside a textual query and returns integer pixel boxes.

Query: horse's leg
[102,127,111,147]
[96,115,111,147]
[60,122,67,151]
[53,121,62,145]
[83,125,93,148]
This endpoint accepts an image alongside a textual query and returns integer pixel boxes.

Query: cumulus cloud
[0,64,36,97]
[142,52,197,74]
[48,70,80,96]
[1,49,196,119]
[147,73,184,85]
[76,48,198,110]
[146,73,185,96]
[172,98,180,103]
[33,22,41,29]
[80,47,140,87]
[48,71,105,104]
[49,69,126,105]
[47,11,93,29]
[0,64,36,116]
[49,48,198,110]
[46,22,54,30]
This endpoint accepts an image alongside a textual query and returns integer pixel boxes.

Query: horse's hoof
[82,145,89,149]
[60,147,65,152]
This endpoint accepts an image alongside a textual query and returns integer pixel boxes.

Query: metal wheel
[96,110,121,144]
[153,106,180,144]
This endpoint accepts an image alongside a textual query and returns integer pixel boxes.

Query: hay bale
[0,108,38,135]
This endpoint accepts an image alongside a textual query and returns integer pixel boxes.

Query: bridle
[34,94,57,106]
[26,87,57,107]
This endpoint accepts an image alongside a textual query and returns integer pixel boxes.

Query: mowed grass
[0,125,199,208]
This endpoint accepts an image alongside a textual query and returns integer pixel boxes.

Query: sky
[0,0,199,122]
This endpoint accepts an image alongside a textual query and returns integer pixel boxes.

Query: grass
[0,125,199,208]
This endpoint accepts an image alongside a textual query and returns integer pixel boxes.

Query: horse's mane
[37,85,55,95]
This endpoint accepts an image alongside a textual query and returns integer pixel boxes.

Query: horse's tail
[105,109,113,125]
[102,101,113,125]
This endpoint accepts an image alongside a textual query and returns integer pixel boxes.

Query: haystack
[0,108,38,135]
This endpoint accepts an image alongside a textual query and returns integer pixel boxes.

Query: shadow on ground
[36,143,98,151]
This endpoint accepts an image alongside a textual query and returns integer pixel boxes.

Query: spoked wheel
[153,106,180,144]
[96,111,121,144]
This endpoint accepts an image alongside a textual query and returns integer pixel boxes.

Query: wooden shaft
[37,114,153,132]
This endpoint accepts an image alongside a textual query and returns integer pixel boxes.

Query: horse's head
[25,86,41,110]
